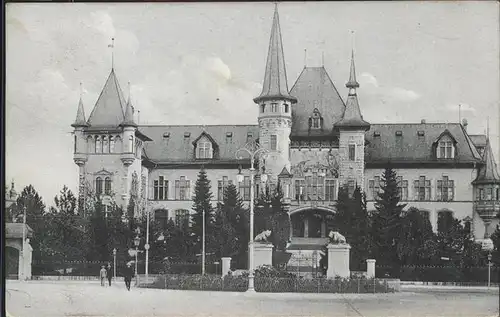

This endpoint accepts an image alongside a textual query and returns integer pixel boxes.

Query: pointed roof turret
[71,97,89,128]
[346,50,359,89]
[335,50,370,131]
[87,69,127,127]
[473,138,500,184]
[254,4,297,104]
[120,97,137,128]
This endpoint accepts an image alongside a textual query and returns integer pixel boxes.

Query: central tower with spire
[334,50,370,188]
[254,4,297,183]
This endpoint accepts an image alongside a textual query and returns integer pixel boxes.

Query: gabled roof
[432,129,458,144]
[473,138,500,184]
[192,131,219,148]
[365,123,482,163]
[140,125,259,163]
[254,5,296,104]
[87,69,127,128]
[71,97,88,128]
[290,67,345,137]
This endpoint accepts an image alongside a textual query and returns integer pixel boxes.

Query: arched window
[95,136,102,153]
[109,136,114,153]
[104,177,112,194]
[129,136,134,153]
[102,136,109,154]
[87,136,94,153]
[95,177,103,196]
[115,136,122,153]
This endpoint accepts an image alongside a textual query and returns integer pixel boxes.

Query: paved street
[5,280,499,317]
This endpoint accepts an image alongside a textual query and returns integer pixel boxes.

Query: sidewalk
[401,284,499,293]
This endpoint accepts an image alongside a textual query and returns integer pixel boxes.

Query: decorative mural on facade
[290,149,340,178]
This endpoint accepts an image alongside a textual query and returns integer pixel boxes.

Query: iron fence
[141,274,398,293]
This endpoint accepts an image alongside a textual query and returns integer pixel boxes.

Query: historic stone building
[72,7,499,263]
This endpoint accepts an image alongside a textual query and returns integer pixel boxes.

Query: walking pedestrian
[106,262,113,287]
[99,265,107,287]
[124,262,134,291]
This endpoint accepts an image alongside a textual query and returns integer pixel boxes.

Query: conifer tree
[213,184,240,258]
[191,167,215,254]
[372,165,407,268]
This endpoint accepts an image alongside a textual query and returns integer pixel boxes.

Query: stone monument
[326,231,351,279]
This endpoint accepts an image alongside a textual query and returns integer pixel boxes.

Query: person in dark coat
[124,262,134,291]
[106,263,113,286]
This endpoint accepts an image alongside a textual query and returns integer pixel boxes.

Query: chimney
[462,118,468,131]
[421,119,426,124]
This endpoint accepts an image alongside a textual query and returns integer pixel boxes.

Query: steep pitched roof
[254,5,296,104]
[71,97,88,128]
[365,123,482,163]
[140,125,259,163]
[87,69,127,128]
[469,134,487,150]
[120,98,137,127]
[290,67,345,137]
[334,52,370,130]
[473,138,500,184]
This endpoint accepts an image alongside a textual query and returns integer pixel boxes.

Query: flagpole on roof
[108,38,115,70]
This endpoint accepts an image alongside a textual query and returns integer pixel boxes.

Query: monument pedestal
[221,257,231,276]
[254,243,273,268]
[366,259,376,278]
[327,244,351,279]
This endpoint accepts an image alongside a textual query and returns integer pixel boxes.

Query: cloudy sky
[6,2,500,206]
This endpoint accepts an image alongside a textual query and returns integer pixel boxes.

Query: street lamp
[134,235,140,285]
[482,238,494,288]
[236,139,269,292]
[112,248,117,280]
[145,208,150,281]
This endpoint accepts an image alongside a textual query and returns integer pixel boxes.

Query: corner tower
[334,50,370,189]
[254,5,297,183]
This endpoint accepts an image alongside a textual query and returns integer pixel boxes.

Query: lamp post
[21,206,26,281]
[134,235,140,286]
[482,238,494,288]
[145,208,150,281]
[236,140,268,292]
[112,248,117,280]
[202,209,206,276]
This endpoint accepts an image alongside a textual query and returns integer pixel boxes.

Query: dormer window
[163,132,170,139]
[184,132,191,138]
[438,140,454,158]
[309,108,323,130]
[435,131,456,159]
[395,131,403,136]
[197,140,213,159]
[373,131,381,137]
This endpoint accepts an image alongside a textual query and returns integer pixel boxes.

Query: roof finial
[322,51,324,67]
[304,49,307,67]
[128,81,131,102]
[458,104,461,124]
[487,117,490,139]
[108,38,115,69]
[79,82,83,98]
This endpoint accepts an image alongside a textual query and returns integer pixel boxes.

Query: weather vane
[108,38,115,69]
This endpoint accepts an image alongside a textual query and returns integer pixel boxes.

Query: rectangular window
[154,176,169,200]
[325,180,337,201]
[368,176,381,200]
[260,104,265,113]
[438,141,454,158]
[218,176,233,201]
[348,180,355,197]
[396,176,408,200]
[437,176,454,201]
[348,144,356,161]
[239,176,251,200]
[197,142,212,159]
[295,179,306,201]
[414,176,431,201]
[271,135,277,151]
[284,104,289,113]
[312,118,320,129]
[175,210,190,232]
[175,177,190,200]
